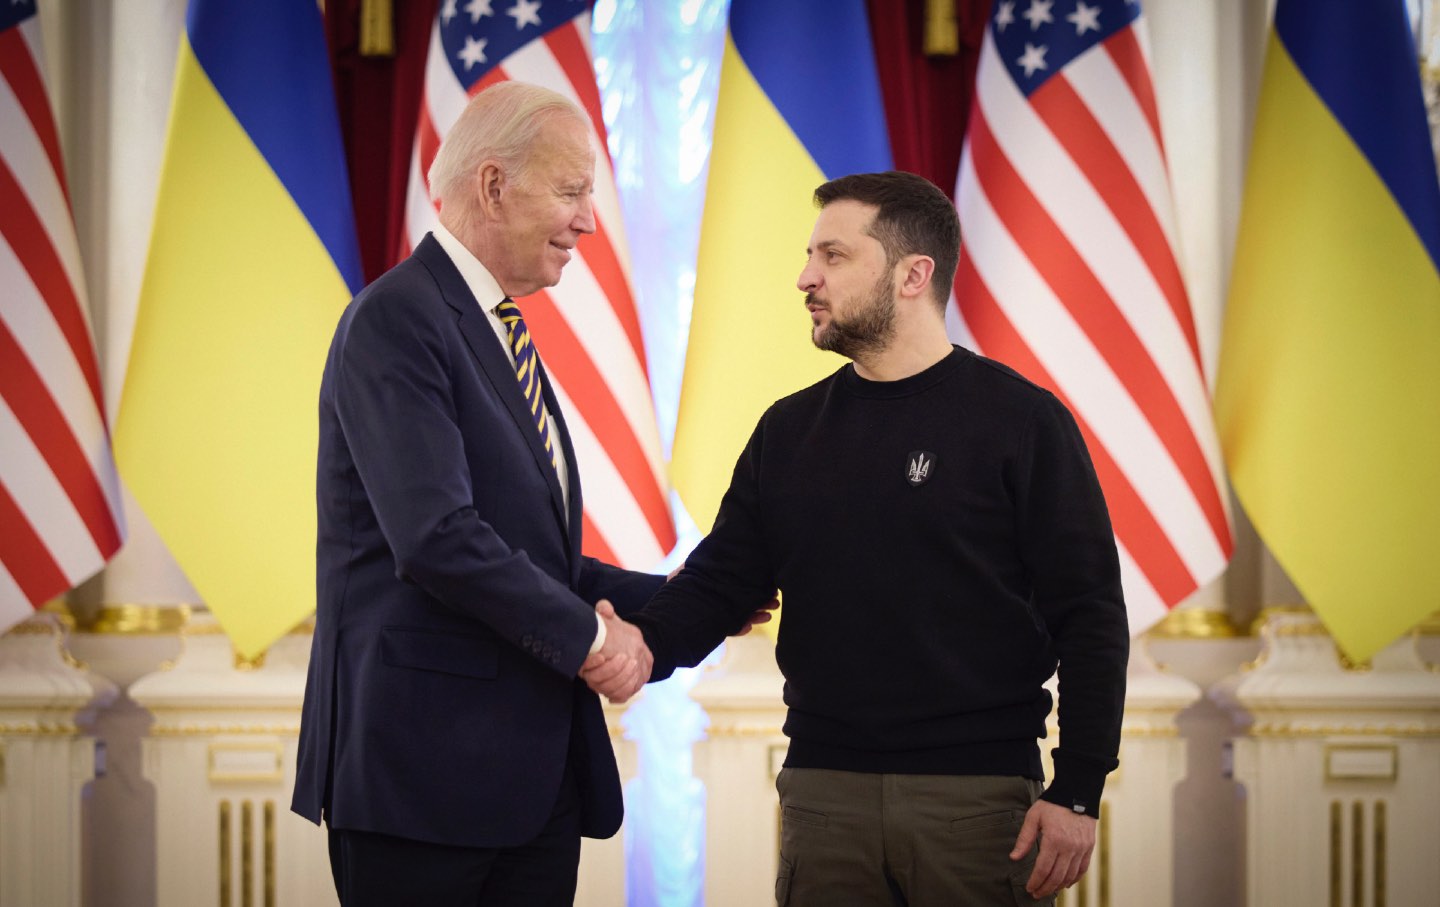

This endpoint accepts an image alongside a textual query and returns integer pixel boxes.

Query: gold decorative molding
[81,604,193,635]
[1415,611,1440,636]
[1146,608,1238,639]
[0,721,81,736]
[1248,722,1440,738]
[704,724,786,739]
[0,742,5,786]
[219,800,233,907]
[151,724,301,737]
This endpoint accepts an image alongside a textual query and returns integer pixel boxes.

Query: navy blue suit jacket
[292,234,664,847]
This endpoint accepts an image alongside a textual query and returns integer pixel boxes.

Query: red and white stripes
[954,18,1230,631]
[405,14,674,568]
[0,13,124,629]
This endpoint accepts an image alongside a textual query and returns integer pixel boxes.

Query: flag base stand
[1212,608,1440,905]
[0,612,115,907]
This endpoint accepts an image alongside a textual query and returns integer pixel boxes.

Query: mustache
[805,294,827,309]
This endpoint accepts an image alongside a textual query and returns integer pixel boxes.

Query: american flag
[0,1,125,631]
[405,0,675,568]
[953,0,1231,631]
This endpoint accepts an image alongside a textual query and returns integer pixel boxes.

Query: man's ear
[476,161,505,218]
[898,254,935,300]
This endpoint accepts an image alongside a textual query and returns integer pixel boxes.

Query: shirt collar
[431,222,508,313]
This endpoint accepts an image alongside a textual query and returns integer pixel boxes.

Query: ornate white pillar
[575,699,637,907]
[1054,646,1200,907]
[1213,607,1440,906]
[0,612,115,907]
[689,635,787,907]
[128,612,336,907]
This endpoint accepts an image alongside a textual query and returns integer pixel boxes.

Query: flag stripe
[957,254,1197,604]
[955,7,1232,631]
[1103,28,1165,166]
[0,26,66,202]
[0,5,123,631]
[0,393,104,580]
[0,476,69,604]
[0,245,120,516]
[967,105,1230,548]
[0,320,122,556]
[524,290,671,541]
[0,158,104,414]
[960,142,1223,583]
[1032,73,1200,371]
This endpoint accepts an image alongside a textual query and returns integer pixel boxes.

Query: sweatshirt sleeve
[1013,393,1129,814]
[627,419,779,681]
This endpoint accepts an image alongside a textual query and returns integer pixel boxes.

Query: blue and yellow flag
[115,0,361,658]
[671,0,891,534]
[1215,0,1440,662]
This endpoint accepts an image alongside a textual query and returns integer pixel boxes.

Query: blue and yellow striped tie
[497,299,559,475]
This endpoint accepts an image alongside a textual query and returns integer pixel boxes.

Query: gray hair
[428,81,588,210]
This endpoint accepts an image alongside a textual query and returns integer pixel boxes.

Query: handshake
[578,600,653,704]
[579,595,779,704]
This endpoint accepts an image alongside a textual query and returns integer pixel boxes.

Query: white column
[1213,609,1440,906]
[0,613,115,907]
[689,635,787,907]
[129,613,336,907]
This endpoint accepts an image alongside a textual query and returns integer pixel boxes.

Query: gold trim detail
[1329,800,1341,907]
[234,649,268,671]
[1352,800,1364,907]
[154,724,299,738]
[704,725,786,739]
[1146,608,1238,639]
[359,0,395,56]
[1325,744,1398,782]
[1415,611,1440,636]
[1249,722,1439,738]
[0,742,6,787]
[81,604,193,635]
[1376,799,1387,907]
[242,800,255,907]
[209,742,285,783]
[1098,800,1109,907]
[265,801,277,907]
[220,800,232,907]
[0,722,80,736]
[923,0,959,56]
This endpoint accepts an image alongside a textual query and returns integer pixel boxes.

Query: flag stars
[996,1,1016,32]
[1017,42,1048,76]
[457,35,489,69]
[464,0,493,22]
[1067,1,1101,35]
[508,0,542,29]
[1022,0,1053,30]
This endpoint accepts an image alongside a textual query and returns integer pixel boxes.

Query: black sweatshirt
[629,347,1129,812]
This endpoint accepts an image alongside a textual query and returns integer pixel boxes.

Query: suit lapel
[414,237,571,538]
[537,356,585,570]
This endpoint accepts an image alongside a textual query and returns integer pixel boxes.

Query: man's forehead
[810,200,879,247]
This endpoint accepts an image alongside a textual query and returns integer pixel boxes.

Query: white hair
[428,81,588,211]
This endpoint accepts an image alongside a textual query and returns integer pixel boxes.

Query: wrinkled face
[796,200,897,359]
[489,116,596,297]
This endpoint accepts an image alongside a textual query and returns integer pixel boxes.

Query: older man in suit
[292,81,660,907]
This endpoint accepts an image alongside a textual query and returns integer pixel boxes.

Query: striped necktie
[496,299,559,475]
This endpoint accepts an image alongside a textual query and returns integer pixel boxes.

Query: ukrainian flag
[1215,0,1440,662]
[115,0,361,659]
[672,0,891,534]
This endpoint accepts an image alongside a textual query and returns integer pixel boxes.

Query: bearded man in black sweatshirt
[584,171,1129,906]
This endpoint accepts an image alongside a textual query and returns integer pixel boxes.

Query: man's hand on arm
[1010,798,1096,899]
[578,600,652,704]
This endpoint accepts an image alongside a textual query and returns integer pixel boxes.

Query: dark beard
[810,274,896,360]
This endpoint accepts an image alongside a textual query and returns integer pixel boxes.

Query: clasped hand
[579,600,652,704]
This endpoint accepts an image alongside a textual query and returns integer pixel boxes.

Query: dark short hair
[813,171,960,311]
